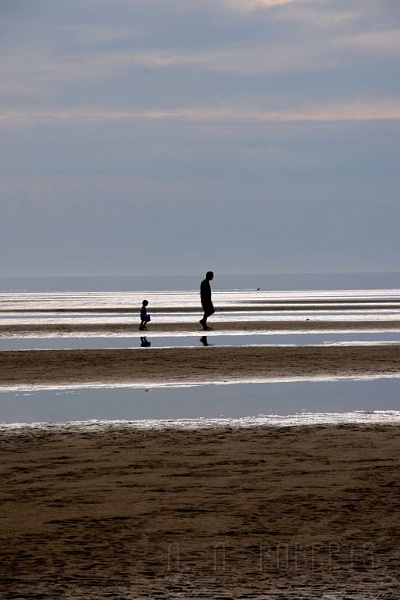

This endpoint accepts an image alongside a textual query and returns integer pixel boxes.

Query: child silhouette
[139,300,151,331]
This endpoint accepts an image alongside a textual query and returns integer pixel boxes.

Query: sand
[0,343,399,389]
[0,423,399,598]
[1,297,399,598]
[0,319,399,338]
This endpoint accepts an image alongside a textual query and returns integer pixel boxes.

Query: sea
[0,271,399,430]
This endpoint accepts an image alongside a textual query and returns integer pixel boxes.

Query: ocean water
[0,272,399,428]
[1,271,399,293]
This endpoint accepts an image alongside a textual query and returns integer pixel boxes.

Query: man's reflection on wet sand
[138,336,217,347]
[200,336,214,346]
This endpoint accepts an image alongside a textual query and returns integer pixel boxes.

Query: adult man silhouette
[199,271,215,331]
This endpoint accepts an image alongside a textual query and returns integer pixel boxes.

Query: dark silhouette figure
[199,271,215,331]
[139,299,151,331]
[140,336,151,347]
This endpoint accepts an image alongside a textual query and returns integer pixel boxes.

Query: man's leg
[200,303,214,329]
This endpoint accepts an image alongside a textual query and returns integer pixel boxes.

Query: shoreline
[2,410,400,432]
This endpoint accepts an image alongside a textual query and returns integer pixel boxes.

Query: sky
[0,0,399,277]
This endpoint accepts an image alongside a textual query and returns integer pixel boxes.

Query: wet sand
[0,343,399,389]
[1,297,398,313]
[0,319,399,338]
[1,292,399,598]
[0,423,399,598]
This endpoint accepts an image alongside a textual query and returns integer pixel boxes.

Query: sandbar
[0,343,399,389]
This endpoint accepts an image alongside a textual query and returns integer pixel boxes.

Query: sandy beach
[1,318,399,338]
[0,343,399,389]
[1,287,399,598]
[0,423,399,598]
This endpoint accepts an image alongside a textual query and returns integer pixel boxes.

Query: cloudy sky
[1,0,399,277]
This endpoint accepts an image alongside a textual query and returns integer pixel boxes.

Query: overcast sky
[1,0,399,277]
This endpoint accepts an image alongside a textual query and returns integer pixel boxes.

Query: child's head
[142,299,149,306]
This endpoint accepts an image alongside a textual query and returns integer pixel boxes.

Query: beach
[0,343,399,389]
[0,284,399,597]
[1,318,400,338]
[0,423,399,599]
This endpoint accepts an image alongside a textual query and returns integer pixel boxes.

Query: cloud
[0,39,374,95]
[1,101,399,127]
[1,0,398,104]
[3,23,399,99]
[341,29,400,56]
[225,0,311,10]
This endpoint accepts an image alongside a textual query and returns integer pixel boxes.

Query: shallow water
[0,288,399,339]
[1,378,399,427]
[1,331,400,351]
[1,286,399,309]
[1,282,399,428]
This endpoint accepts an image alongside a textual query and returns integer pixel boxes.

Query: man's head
[206,271,214,281]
